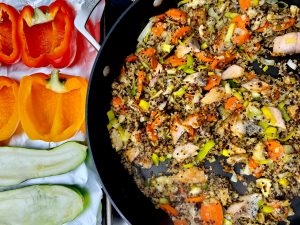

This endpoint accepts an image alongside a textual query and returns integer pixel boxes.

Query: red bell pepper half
[0,3,20,64]
[18,0,76,68]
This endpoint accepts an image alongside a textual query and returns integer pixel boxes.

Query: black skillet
[87,0,300,224]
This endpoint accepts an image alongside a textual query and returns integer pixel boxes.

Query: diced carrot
[135,71,145,100]
[195,52,214,62]
[172,26,191,44]
[152,22,165,37]
[146,123,158,143]
[166,8,187,24]
[231,15,250,28]
[164,55,187,67]
[272,18,296,32]
[239,0,251,11]
[256,22,270,32]
[248,158,259,169]
[120,66,126,76]
[185,196,205,203]
[125,54,138,62]
[265,140,284,161]
[151,57,158,69]
[173,219,188,225]
[204,75,221,91]
[210,59,219,70]
[245,72,256,80]
[200,199,223,225]
[155,13,166,22]
[233,28,250,45]
[207,114,217,122]
[224,97,242,111]
[141,48,156,57]
[160,204,179,216]
[112,96,123,108]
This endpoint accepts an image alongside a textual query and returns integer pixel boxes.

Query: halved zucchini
[0,142,87,186]
[0,185,84,225]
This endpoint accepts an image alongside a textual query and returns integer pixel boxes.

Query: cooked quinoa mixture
[107,0,300,224]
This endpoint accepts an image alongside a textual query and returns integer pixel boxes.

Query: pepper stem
[46,70,66,93]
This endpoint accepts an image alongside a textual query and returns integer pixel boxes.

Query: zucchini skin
[0,142,87,186]
[0,185,84,225]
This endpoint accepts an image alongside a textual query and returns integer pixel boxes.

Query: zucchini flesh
[0,185,84,225]
[0,142,87,186]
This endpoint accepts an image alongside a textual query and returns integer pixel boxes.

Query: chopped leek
[261,106,276,125]
[262,65,269,72]
[173,87,186,97]
[139,99,150,111]
[264,126,278,139]
[222,149,230,157]
[159,197,169,204]
[246,105,263,120]
[258,159,271,165]
[186,54,194,67]
[150,90,163,99]
[232,91,243,100]
[184,68,196,74]
[278,102,291,122]
[258,121,269,129]
[225,23,235,43]
[183,163,194,169]
[201,42,209,50]
[279,131,295,142]
[252,0,259,6]
[243,101,249,108]
[152,153,159,166]
[197,140,215,161]
[131,79,137,96]
[159,156,166,162]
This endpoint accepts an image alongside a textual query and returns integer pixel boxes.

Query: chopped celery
[243,101,249,108]
[232,91,243,100]
[278,178,289,187]
[161,43,172,53]
[159,198,169,204]
[178,0,189,7]
[139,99,150,111]
[261,106,276,125]
[173,87,186,97]
[278,102,291,122]
[201,42,209,50]
[131,79,137,96]
[184,68,196,74]
[264,126,278,139]
[225,12,239,19]
[183,163,194,169]
[118,127,130,143]
[197,140,215,161]
[261,205,274,214]
[198,65,208,69]
[258,121,269,129]
[107,110,115,121]
[279,131,295,142]
[246,105,263,120]
[152,153,159,166]
[222,149,230,157]
[186,54,194,67]
[225,23,235,43]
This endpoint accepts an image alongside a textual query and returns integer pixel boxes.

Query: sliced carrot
[224,97,242,111]
[160,204,179,216]
[204,75,221,91]
[265,140,284,161]
[164,55,186,67]
[173,219,188,225]
[172,26,191,44]
[141,48,156,57]
[125,54,138,62]
[166,8,187,24]
[152,22,165,37]
[272,18,296,31]
[239,0,251,11]
[151,57,158,69]
[135,71,145,100]
[195,52,214,62]
[185,196,205,203]
[200,199,223,225]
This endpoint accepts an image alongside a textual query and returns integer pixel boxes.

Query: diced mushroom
[201,87,229,104]
[287,105,298,120]
[173,143,199,162]
[222,65,244,80]
[125,148,140,162]
[242,79,271,93]
[227,154,248,165]
[136,156,153,169]
[256,178,272,197]
[227,194,262,220]
[183,114,202,129]
[173,167,207,184]
[171,117,186,144]
[273,32,300,55]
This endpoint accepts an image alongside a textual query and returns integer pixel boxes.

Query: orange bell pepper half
[0,3,20,64]
[19,70,87,142]
[200,199,223,225]
[18,0,76,68]
[0,76,19,141]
